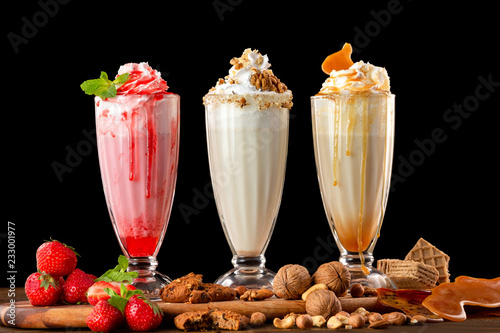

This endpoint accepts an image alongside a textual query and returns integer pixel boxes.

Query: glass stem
[128,256,158,279]
[232,255,266,274]
[339,251,374,269]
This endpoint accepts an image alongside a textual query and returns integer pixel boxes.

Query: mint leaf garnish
[80,71,130,99]
[95,255,138,283]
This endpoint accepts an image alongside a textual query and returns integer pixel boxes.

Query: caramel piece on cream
[321,43,354,74]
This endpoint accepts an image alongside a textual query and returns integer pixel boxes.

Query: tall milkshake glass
[203,49,292,290]
[311,44,396,289]
[93,63,180,299]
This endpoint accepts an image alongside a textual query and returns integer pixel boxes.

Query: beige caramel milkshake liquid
[312,93,394,254]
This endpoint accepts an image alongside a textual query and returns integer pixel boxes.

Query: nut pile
[271,262,427,330]
[273,307,427,330]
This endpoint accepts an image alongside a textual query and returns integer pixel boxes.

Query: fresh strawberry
[124,295,163,331]
[62,268,95,304]
[25,272,63,306]
[86,299,123,332]
[87,281,136,306]
[87,281,119,306]
[36,239,78,277]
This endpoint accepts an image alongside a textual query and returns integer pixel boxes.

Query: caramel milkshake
[203,49,292,289]
[311,44,395,288]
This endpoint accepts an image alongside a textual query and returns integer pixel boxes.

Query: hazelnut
[313,261,351,297]
[348,314,365,328]
[352,307,369,316]
[273,315,295,329]
[311,315,326,327]
[234,285,247,298]
[382,312,407,325]
[249,312,266,327]
[334,314,350,325]
[410,315,427,325]
[296,314,313,329]
[305,289,342,319]
[363,286,378,296]
[326,316,343,329]
[273,264,312,300]
[368,312,384,324]
[349,283,365,298]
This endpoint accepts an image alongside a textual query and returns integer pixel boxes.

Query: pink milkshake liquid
[94,63,180,299]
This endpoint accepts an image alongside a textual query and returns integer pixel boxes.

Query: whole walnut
[273,264,312,300]
[312,261,351,297]
[305,289,342,320]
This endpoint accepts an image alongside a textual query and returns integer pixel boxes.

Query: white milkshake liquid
[311,92,394,256]
[206,95,289,257]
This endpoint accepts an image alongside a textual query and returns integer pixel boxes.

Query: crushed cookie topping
[210,48,289,94]
[204,48,292,110]
[250,70,288,93]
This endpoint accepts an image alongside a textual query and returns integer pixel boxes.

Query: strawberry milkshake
[88,62,180,298]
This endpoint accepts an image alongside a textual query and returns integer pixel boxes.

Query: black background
[4,0,500,288]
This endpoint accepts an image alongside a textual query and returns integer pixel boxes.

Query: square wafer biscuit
[405,238,450,284]
[377,259,439,290]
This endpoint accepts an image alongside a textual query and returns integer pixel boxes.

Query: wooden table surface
[1,288,499,332]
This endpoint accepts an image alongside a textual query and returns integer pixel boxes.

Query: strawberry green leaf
[38,273,59,290]
[45,238,80,257]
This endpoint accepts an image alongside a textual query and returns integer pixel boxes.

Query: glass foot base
[214,255,275,290]
[127,257,171,300]
[131,271,171,301]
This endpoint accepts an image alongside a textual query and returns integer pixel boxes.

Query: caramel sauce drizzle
[332,101,340,186]
[331,96,379,276]
[358,99,370,275]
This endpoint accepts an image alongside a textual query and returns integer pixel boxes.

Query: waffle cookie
[405,238,450,284]
[377,259,439,290]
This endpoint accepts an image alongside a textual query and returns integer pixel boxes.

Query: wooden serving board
[0,297,395,329]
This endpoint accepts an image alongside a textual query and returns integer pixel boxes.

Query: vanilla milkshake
[203,49,292,289]
[311,44,395,288]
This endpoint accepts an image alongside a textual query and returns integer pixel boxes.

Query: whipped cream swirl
[210,49,285,95]
[117,62,168,95]
[318,61,390,94]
